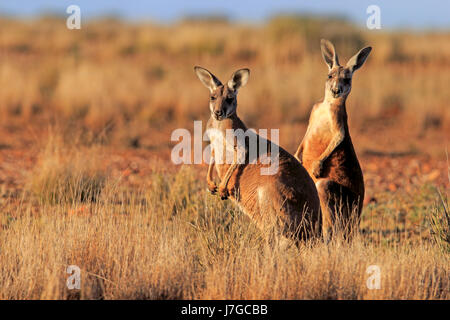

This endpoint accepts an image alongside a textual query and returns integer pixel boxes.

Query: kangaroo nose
[332,88,341,95]
[214,110,223,117]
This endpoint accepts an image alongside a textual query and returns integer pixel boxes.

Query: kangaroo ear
[320,39,339,70]
[346,46,372,73]
[194,66,222,92]
[227,68,250,92]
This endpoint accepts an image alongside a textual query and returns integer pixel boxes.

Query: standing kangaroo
[294,40,371,239]
[194,66,321,241]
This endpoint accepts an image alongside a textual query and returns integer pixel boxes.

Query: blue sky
[0,1,448,30]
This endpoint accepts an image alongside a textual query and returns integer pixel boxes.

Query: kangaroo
[194,66,321,241]
[294,39,371,239]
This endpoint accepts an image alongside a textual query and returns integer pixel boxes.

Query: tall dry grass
[0,140,447,299]
[28,134,108,205]
[428,190,450,253]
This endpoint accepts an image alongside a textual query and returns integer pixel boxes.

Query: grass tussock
[28,135,108,205]
[428,190,450,253]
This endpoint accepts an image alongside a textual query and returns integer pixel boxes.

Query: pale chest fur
[303,103,334,156]
[206,118,236,177]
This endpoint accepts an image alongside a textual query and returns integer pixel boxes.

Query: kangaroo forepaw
[312,160,323,178]
[207,183,218,195]
[218,186,229,200]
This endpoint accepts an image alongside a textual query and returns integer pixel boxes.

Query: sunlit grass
[0,149,447,299]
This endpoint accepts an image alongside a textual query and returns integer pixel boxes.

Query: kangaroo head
[320,39,372,100]
[194,66,250,121]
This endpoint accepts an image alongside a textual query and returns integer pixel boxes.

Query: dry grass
[1,132,449,300]
[28,135,108,205]
[428,191,450,253]
[0,160,448,299]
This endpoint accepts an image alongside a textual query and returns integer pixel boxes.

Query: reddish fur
[298,98,364,238]
[295,40,371,238]
[208,112,321,241]
[196,67,321,241]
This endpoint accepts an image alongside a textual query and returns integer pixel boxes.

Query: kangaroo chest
[206,118,239,178]
[303,104,335,158]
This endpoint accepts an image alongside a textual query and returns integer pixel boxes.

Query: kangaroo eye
[226,96,234,103]
[327,74,332,79]
[343,78,351,84]
[210,96,216,101]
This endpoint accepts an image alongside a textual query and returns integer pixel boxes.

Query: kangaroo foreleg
[207,148,217,194]
[312,127,345,178]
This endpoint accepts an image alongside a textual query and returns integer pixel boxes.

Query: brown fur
[294,40,371,239]
[196,66,321,241]
[295,98,364,238]
[208,114,321,241]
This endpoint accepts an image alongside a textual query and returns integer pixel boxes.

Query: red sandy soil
[0,120,448,208]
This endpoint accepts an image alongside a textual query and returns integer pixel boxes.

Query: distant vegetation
[0,15,448,141]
